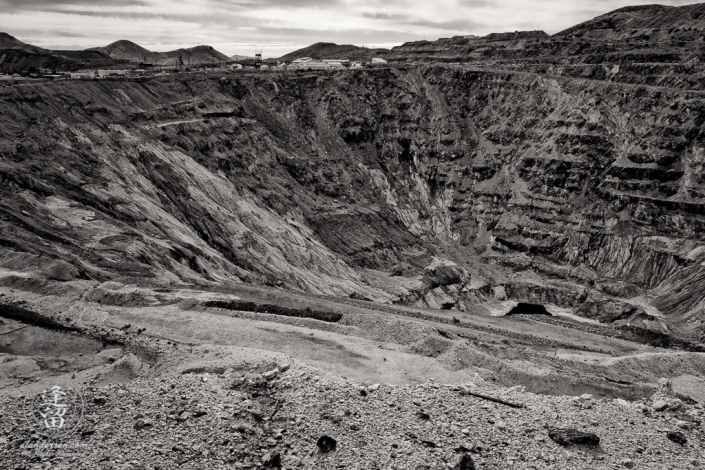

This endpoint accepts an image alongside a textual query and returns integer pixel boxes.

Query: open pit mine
[1,3,705,470]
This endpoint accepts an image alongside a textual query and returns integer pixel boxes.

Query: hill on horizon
[88,39,159,63]
[0,32,45,53]
[160,45,230,66]
[276,42,390,62]
[555,2,705,39]
[88,40,230,66]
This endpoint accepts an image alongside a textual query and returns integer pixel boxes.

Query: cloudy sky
[0,0,699,57]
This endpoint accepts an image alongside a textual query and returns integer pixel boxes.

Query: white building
[371,58,387,65]
[230,64,243,70]
[97,69,127,78]
[291,57,313,66]
[69,71,96,79]
[349,62,363,69]
[289,59,344,70]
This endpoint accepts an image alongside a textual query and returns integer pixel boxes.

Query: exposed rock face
[2,4,705,342]
[576,297,651,324]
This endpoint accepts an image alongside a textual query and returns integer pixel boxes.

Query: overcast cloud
[0,0,699,57]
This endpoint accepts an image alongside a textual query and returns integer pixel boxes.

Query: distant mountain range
[0,34,233,73]
[88,40,230,65]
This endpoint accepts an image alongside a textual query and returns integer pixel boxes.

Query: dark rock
[548,428,600,446]
[420,439,437,448]
[415,411,430,420]
[263,452,282,468]
[349,292,372,301]
[317,435,337,453]
[93,396,108,405]
[576,298,648,323]
[452,454,476,470]
[667,431,687,445]
[422,262,469,289]
[133,419,153,430]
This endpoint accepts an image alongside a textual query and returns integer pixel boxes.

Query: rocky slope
[0,62,704,340]
[2,353,703,470]
[0,278,703,469]
[2,4,705,344]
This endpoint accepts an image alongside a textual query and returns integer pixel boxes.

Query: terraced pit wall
[0,68,704,339]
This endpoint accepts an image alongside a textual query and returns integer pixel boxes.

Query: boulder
[576,298,649,323]
[316,435,337,453]
[262,452,282,469]
[652,400,669,411]
[263,368,279,380]
[422,259,470,289]
[134,419,153,430]
[671,375,705,403]
[452,454,476,470]
[548,428,600,446]
[666,431,687,445]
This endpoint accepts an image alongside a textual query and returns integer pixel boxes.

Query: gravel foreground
[1,350,703,470]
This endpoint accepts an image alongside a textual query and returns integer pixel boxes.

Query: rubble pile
[2,359,703,470]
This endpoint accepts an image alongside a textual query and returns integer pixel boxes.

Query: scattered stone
[451,453,476,470]
[277,363,291,373]
[652,400,669,411]
[262,452,282,469]
[134,419,153,430]
[368,383,380,391]
[548,428,600,446]
[263,369,279,380]
[317,435,337,453]
[657,378,674,396]
[667,431,687,445]
[620,458,635,468]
